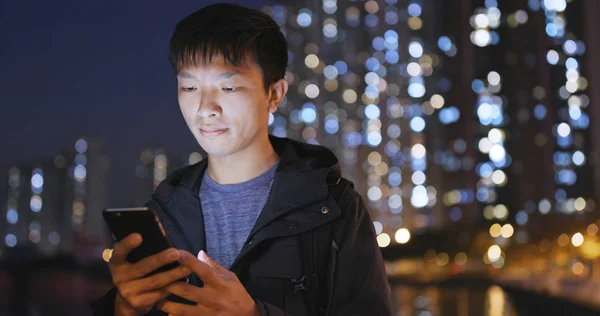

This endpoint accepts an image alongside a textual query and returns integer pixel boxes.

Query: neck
[206,136,280,185]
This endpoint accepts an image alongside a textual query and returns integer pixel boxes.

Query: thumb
[198,250,231,277]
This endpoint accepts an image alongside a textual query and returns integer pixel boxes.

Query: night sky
[0,0,263,204]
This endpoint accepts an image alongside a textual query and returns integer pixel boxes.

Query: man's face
[177,55,277,158]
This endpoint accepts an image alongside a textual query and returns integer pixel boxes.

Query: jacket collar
[151,135,343,259]
[165,135,341,214]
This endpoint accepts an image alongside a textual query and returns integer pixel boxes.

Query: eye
[222,87,240,93]
[181,86,197,92]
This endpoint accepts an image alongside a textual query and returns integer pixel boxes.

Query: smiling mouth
[199,128,228,137]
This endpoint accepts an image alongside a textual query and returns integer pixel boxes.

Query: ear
[267,78,289,113]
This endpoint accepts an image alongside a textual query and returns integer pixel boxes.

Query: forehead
[177,53,261,78]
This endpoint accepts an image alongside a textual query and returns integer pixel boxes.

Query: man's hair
[168,3,288,92]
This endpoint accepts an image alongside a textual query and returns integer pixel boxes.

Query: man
[92,3,392,315]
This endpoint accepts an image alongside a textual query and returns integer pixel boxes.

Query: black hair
[168,3,288,92]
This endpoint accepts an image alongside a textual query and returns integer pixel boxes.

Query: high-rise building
[428,0,597,262]
[133,147,204,205]
[262,0,598,257]
[263,0,451,251]
[456,0,595,244]
[1,137,110,260]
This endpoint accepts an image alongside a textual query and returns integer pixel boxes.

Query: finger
[111,233,142,265]
[157,299,209,315]
[165,281,215,306]
[198,250,232,278]
[131,248,181,278]
[123,289,171,313]
[178,250,221,286]
[128,265,191,293]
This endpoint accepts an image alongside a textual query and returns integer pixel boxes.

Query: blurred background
[1,0,600,315]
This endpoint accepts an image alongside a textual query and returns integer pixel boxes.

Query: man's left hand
[156,250,260,316]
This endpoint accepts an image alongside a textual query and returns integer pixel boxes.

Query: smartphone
[102,207,185,279]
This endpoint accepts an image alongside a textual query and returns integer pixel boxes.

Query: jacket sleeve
[328,188,393,315]
[255,299,295,316]
[91,287,118,316]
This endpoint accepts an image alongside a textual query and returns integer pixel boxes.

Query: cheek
[178,102,196,124]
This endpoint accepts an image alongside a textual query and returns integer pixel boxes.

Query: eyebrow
[177,70,241,80]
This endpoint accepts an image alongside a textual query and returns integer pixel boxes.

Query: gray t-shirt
[199,163,277,269]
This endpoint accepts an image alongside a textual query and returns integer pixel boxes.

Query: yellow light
[571,261,585,275]
[578,77,588,90]
[572,233,584,247]
[488,129,503,143]
[323,18,337,27]
[443,190,461,206]
[507,14,519,28]
[493,205,508,220]
[587,224,598,237]
[566,81,578,93]
[368,152,382,166]
[574,197,586,211]
[489,224,502,238]
[73,201,85,216]
[395,228,411,244]
[374,162,389,176]
[501,224,514,238]
[455,252,468,265]
[304,54,319,68]
[361,93,377,105]
[436,253,450,266]
[491,170,507,186]
[558,233,570,247]
[478,138,493,154]
[342,89,358,103]
[572,262,585,276]
[487,245,501,262]
[102,248,113,263]
[408,17,422,30]
[429,94,445,109]
[377,233,391,248]
[324,79,338,92]
[365,0,379,14]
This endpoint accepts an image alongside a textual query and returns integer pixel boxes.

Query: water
[391,285,519,316]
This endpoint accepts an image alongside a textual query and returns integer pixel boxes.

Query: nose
[197,91,222,119]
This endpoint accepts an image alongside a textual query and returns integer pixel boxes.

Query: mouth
[199,127,228,138]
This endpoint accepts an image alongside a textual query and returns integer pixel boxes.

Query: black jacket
[92,135,392,315]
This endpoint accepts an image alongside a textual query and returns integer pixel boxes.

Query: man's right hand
[109,233,191,315]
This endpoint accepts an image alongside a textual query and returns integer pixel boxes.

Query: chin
[204,149,233,157]
[198,142,234,157]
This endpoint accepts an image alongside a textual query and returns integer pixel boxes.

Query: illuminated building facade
[261,0,597,256]
[133,148,204,205]
[1,138,110,259]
